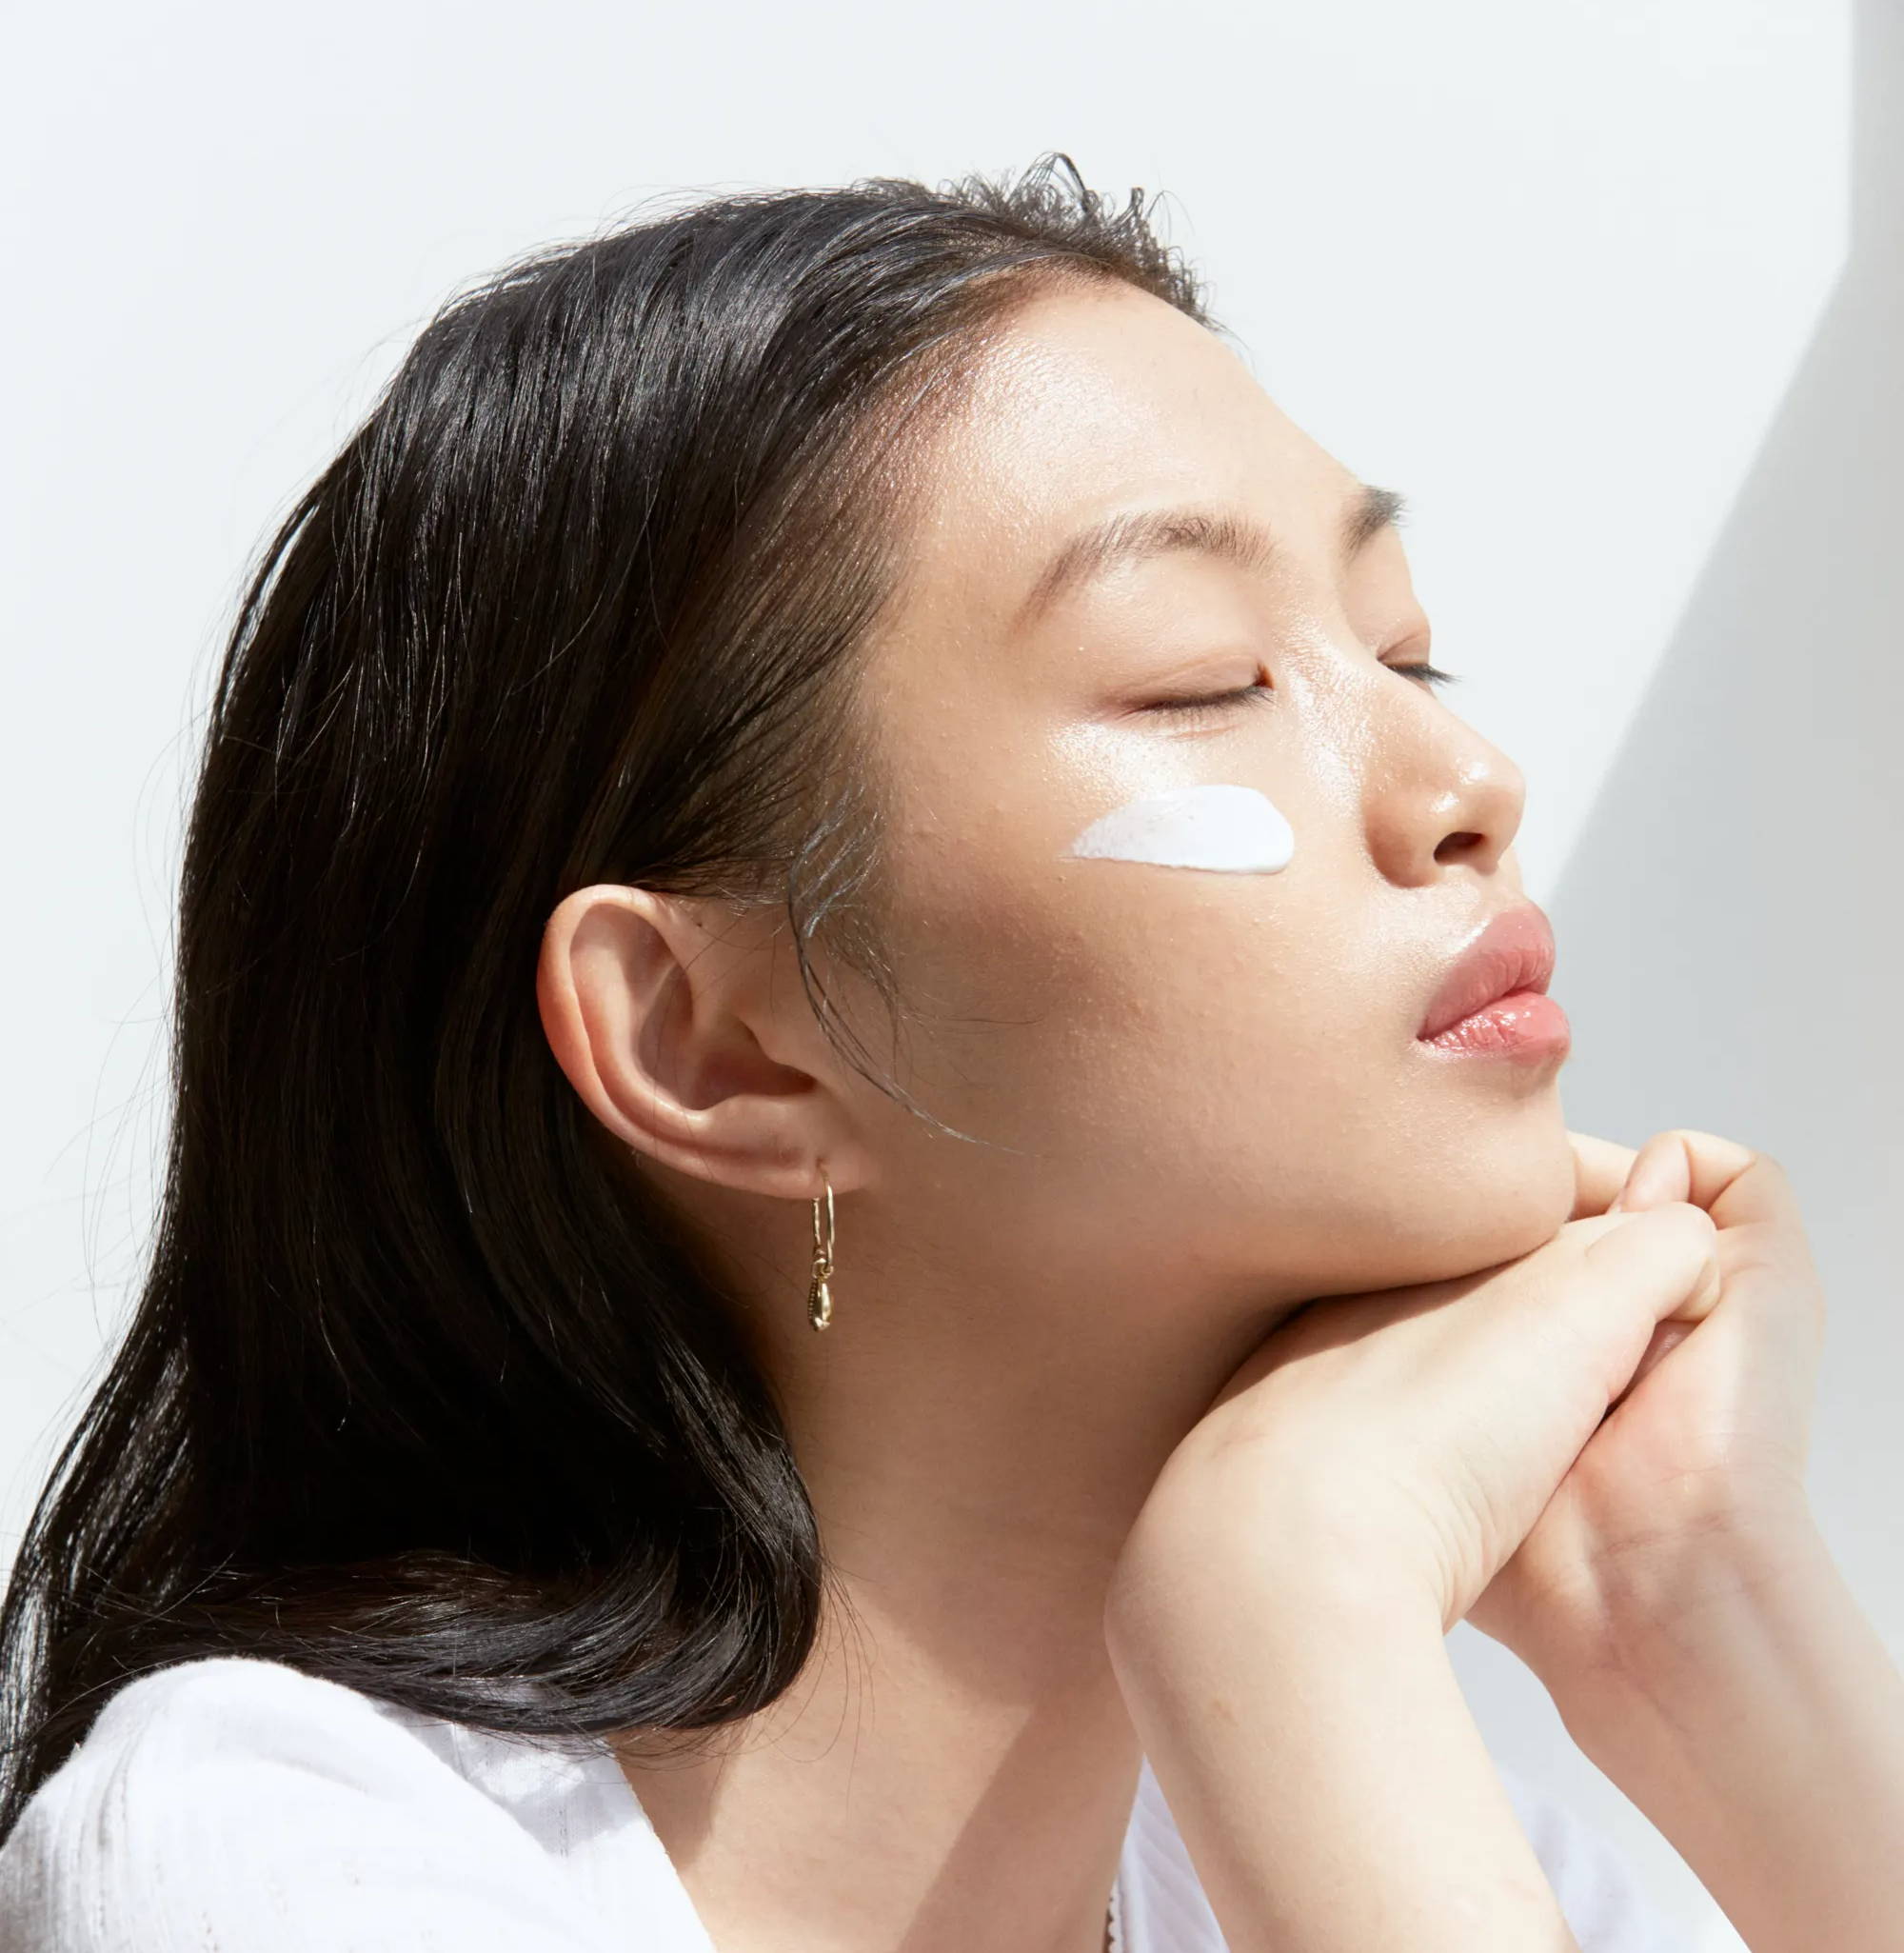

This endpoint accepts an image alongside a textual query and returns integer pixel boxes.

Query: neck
[615,1216,1280,1953]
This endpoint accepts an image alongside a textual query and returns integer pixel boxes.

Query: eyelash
[1143,663,1458,717]
[1143,682,1274,717]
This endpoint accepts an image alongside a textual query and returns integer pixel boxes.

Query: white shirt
[0,1654,1693,1950]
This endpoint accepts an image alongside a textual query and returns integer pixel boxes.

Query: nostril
[1434,830,1487,864]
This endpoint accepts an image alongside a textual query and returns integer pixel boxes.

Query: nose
[1360,678,1526,887]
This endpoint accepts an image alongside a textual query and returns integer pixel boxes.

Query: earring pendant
[807,1177,836,1331]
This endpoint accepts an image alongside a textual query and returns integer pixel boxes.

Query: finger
[1671,1129,1804,1235]
[1609,1129,1694,1213]
[1579,1202,1724,1328]
[1625,1127,1753,1213]
[1565,1206,1724,1419]
[1604,1318,1700,1415]
[1627,1129,1810,1255]
[1528,1206,1719,1418]
[1567,1130,1639,1220]
[1630,1318,1697,1386]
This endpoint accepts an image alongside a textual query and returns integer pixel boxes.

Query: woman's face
[842,281,1577,1305]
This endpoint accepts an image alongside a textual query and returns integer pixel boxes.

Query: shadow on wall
[1549,0,1902,1576]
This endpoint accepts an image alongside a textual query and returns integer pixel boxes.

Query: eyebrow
[1014,482,1407,629]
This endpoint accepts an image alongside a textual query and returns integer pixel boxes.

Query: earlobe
[535,884,866,1199]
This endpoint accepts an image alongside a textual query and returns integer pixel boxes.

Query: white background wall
[3,4,1893,1945]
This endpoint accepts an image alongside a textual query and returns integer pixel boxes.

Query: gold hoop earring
[806,1175,836,1332]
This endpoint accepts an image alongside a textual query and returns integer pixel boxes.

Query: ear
[536,885,874,1200]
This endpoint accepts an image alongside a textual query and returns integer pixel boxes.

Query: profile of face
[823,281,1577,1308]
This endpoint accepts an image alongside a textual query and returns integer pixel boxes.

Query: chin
[1414,1111,1579,1284]
[1310,1102,1579,1296]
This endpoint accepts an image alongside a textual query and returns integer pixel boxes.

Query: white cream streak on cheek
[1065,783,1295,873]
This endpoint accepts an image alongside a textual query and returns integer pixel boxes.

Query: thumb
[1574,1202,1722,1393]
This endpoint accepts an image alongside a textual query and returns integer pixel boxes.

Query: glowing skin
[543,278,1577,1953]
[1066,782,1295,873]
[826,284,1571,1302]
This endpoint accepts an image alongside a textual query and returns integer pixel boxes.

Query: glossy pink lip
[1416,905,1569,1058]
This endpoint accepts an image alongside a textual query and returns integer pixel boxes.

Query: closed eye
[1388,661,1458,689]
[1141,681,1274,719]
[1140,661,1455,723]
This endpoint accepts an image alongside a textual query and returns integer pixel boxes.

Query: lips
[1416,905,1558,1044]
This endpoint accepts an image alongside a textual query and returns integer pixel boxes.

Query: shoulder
[0,1655,625,1953]
[1493,1761,1699,1953]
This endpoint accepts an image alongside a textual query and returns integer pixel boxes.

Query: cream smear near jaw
[1066,783,1295,873]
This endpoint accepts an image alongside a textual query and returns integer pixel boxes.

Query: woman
[1,152,1897,1952]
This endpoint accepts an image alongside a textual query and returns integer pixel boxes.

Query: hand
[1462,1128,1826,1711]
[1122,1194,1727,1652]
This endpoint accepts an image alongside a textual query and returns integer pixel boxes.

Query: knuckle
[1633,1199,1716,1241]
[1674,1125,1768,1170]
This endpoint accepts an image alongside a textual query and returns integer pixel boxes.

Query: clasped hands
[1164,1126,1827,1721]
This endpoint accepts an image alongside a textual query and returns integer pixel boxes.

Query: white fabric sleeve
[0,1654,631,1953]
[1496,1760,1710,1953]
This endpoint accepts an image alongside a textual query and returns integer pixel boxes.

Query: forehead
[898,284,1359,631]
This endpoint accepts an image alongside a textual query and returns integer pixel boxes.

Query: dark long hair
[0,152,1216,1839]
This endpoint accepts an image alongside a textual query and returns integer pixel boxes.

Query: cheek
[871,841,1573,1293]
[1037,890,1384,1161]
[880,818,1363,1159]
[873,731,1328,1102]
